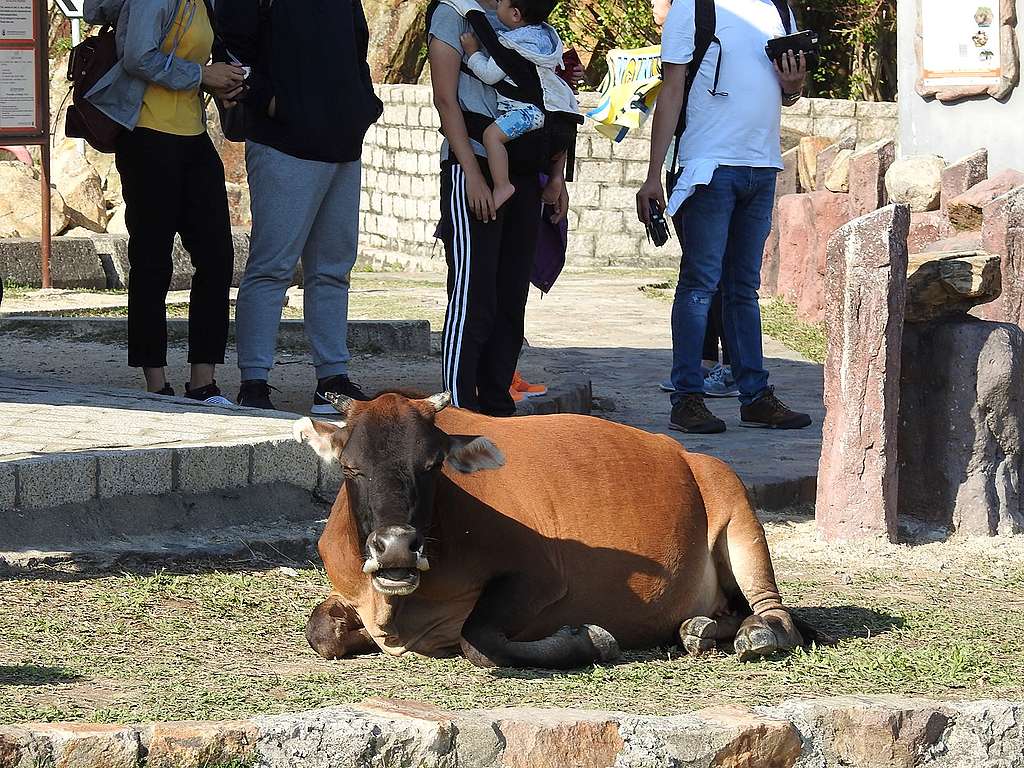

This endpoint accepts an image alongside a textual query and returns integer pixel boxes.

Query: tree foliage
[548,0,897,101]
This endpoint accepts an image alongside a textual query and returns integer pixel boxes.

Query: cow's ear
[293,417,348,463]
[445,434,505,473]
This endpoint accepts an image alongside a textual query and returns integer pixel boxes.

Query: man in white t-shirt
[637,0,812,434]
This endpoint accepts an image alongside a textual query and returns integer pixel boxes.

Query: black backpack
[424,0,583,181]
[65,26,123,153]
[669,0,793,174]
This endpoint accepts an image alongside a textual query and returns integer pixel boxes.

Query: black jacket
[216,0,383,163]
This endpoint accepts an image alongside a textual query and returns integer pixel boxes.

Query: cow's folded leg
[305,594,379,660]
[678,613,744,656]
[461,624,620,669]
[460,574,620,669]
[733,608,802,661]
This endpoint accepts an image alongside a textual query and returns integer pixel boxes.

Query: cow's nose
[366,525,423,568]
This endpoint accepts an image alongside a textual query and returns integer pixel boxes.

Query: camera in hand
[765,30,820,73]
[647,200,671,248]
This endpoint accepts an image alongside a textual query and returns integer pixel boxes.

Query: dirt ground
[2,511,1022,724]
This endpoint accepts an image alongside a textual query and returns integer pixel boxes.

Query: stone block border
[0,695,1019,767]
[0,317,433,356]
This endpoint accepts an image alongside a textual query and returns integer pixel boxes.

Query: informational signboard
[0,0,44,140]
[916,0,1020,101]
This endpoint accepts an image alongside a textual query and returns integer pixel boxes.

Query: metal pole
[40,3,52,289]
[71,18,85,156]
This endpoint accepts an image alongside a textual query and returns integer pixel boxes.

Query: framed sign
[915,0,1020,101]
[0,0,45,141]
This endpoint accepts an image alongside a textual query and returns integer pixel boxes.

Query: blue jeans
[670,166,776,407]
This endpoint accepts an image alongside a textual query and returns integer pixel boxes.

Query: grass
[2,516,1023,725]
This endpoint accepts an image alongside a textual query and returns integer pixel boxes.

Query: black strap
[670,0,716,174]
[772,0,794,34]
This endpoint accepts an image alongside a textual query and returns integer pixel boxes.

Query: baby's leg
[483,123,516,210]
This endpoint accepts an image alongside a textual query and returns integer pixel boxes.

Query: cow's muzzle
[364,525,429,596]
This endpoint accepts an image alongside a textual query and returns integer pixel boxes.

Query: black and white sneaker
[312,374,369,415]
[237,379,277,410]
[185,381,234,406]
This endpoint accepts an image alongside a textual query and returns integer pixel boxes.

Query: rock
[252,704,455,767]
[30,724,141,768]
[922,231,984,253]
[816,204,910,542]
[207,107,247,186]
[907,211,954,254]
[948,169,1024,232]
[0,237,107,289]
[141,721,257,768]
[364,0,429,83]
[617,706,801,768]
[772,696,951,768]
[815,136,855,192]
[0,161,71,237]
[53,141,109,233]
[225,182,252,228]
[797,136,833,192]
[778,146,800,197]
[976,185,1024,329]
[848,138,896,218]
[490,709,624,768]
[107,204,128,236]
[775,191,852,322]
[905,250,1001,322]
[940,701,1024,765]
[885,155,946,212]
[900,319,1024,537]
[823,148,854,193]
[940,148,988,214]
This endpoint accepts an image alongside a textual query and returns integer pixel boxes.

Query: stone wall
[359,85,897,270]
[1,696,1021,767]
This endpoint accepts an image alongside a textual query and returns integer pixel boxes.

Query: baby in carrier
[460,0,576,208]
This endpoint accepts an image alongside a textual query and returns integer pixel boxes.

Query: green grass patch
[759,298,827,363]
[2,520,1022,724]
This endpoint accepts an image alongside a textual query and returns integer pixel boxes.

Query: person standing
[217,0,383,412]
[428,0,570,416]
[85,0,243,404]
[637,0,812,434]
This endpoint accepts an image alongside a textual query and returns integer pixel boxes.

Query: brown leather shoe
[670,393,727,434]
[740,388,812,430]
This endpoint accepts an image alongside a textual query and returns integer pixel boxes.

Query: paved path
[1,272,823,507]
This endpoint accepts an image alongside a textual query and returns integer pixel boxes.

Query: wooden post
[40,141,52,289]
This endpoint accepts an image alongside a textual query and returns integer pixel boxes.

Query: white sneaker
[703,364,740,398]
[185,382,234,407]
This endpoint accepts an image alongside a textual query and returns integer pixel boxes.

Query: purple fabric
[532,173,568,293]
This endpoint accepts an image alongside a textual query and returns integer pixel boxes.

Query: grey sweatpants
[236,141,361,382]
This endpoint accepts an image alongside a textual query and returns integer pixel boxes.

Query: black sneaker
[670,393,727,434]
[238,379,276,410]
[740,388,812,430]
[153,384,175,397]
[185,381,233,406]
[312,374,369,415]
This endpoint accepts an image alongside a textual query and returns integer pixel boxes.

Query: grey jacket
[84,0,204,129]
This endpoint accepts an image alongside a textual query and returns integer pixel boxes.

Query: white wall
[898,0,1024,174]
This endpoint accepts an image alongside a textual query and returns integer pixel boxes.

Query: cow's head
[293,391,505,597]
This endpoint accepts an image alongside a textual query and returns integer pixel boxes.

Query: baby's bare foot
[493,183,516,209]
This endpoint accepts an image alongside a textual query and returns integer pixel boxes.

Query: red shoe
[511,371,547,398]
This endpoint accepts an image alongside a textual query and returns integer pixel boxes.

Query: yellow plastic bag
[587,45,663,143]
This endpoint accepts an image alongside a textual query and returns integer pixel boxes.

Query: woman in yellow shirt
[96,0,244,404]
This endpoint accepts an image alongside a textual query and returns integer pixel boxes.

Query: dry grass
[2,512,1023,724]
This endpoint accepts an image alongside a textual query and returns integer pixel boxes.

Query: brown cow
[294,391,803,669]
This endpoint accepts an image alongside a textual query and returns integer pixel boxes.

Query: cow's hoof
[679,616,718,656]
[734,622,778,662]
[583,624,621,663]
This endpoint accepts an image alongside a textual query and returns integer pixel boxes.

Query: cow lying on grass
[294,391,803,669]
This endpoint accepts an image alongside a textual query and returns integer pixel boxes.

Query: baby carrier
[425,0,583,181]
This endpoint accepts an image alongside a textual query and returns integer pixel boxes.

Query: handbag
[65,26,123,153]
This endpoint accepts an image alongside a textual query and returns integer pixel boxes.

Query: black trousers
[115,127,234,368]
[668,174,731,367]
[437,157,540,416]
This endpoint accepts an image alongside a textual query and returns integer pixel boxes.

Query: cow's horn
[426,392,452,413]
[326,392,355,415]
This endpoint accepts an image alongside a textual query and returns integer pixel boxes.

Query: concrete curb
[0,316,433,355]
[0,695,1019,767]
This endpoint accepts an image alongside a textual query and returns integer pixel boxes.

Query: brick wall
[359,85,898,269]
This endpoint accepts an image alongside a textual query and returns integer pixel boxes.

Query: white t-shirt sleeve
[660,0,696,65]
